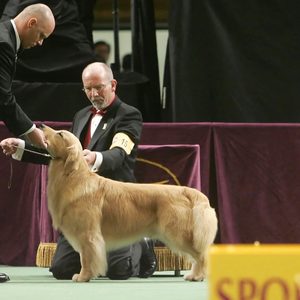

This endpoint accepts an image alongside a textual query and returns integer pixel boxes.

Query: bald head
[82,62,114,83]
[82,62,117,110]
[14,3,55,49]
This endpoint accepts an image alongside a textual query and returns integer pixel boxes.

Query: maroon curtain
[135,144,200,189]
[2,122,300,266]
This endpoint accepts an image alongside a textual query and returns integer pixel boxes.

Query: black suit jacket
[1,0,96,82]
[72,97,143,182]
[0,20,33,135]
[22,97,143,182]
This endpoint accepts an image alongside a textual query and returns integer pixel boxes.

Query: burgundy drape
[1,122,300,266]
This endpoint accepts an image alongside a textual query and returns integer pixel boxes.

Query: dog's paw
[184,272,205,282]
[72,273,90,282]
[72,273,80,282]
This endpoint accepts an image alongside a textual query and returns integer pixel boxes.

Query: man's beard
[91,99,105,110]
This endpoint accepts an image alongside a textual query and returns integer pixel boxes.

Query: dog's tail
[193,193,218,252]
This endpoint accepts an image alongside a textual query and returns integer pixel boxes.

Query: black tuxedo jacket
[1,0,96,82]
[0,20,33,135]
[22,97,143,183]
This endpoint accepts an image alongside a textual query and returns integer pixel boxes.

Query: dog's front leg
[72,254,94,282]
[72,235,107,282]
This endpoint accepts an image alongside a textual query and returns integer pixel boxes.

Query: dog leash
[12,145,53,158]
[7,146,53,189]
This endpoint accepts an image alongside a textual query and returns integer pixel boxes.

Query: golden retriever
[42,125,218,282]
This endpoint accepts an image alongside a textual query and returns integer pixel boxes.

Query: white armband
[109,132,135,155]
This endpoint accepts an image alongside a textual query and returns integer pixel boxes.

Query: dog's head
[41,125,85,174]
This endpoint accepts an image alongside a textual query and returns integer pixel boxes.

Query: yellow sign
[209,244,300,300]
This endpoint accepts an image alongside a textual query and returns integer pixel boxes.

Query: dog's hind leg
[184,204,218,282]
[72,233,107,282]
[184,250,208,281]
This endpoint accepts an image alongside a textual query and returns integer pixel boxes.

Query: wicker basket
[36,242,191,276]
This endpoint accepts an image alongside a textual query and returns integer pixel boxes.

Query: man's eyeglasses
[82,82,110,93]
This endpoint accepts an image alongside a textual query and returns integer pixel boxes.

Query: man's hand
[0,138,21,155]
[82,149,96,166]
[26,128,47,148]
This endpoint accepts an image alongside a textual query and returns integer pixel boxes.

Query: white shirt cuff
[12,139,25,160]
[91,151,103,172]
[20,124,36,137]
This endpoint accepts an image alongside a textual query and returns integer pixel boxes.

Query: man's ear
[64,145,80,175]
[28,17,37,28]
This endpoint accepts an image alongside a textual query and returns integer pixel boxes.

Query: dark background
[1,0,300,123]
[164,0,300,122]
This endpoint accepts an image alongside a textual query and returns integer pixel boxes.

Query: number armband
[109,132,135,155]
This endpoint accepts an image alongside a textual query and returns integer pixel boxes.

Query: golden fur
[42,125,218,282]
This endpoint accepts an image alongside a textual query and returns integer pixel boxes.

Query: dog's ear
[64,145,81,175]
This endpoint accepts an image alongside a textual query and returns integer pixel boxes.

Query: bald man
[0,3,55,283]
[0,3,55,148]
